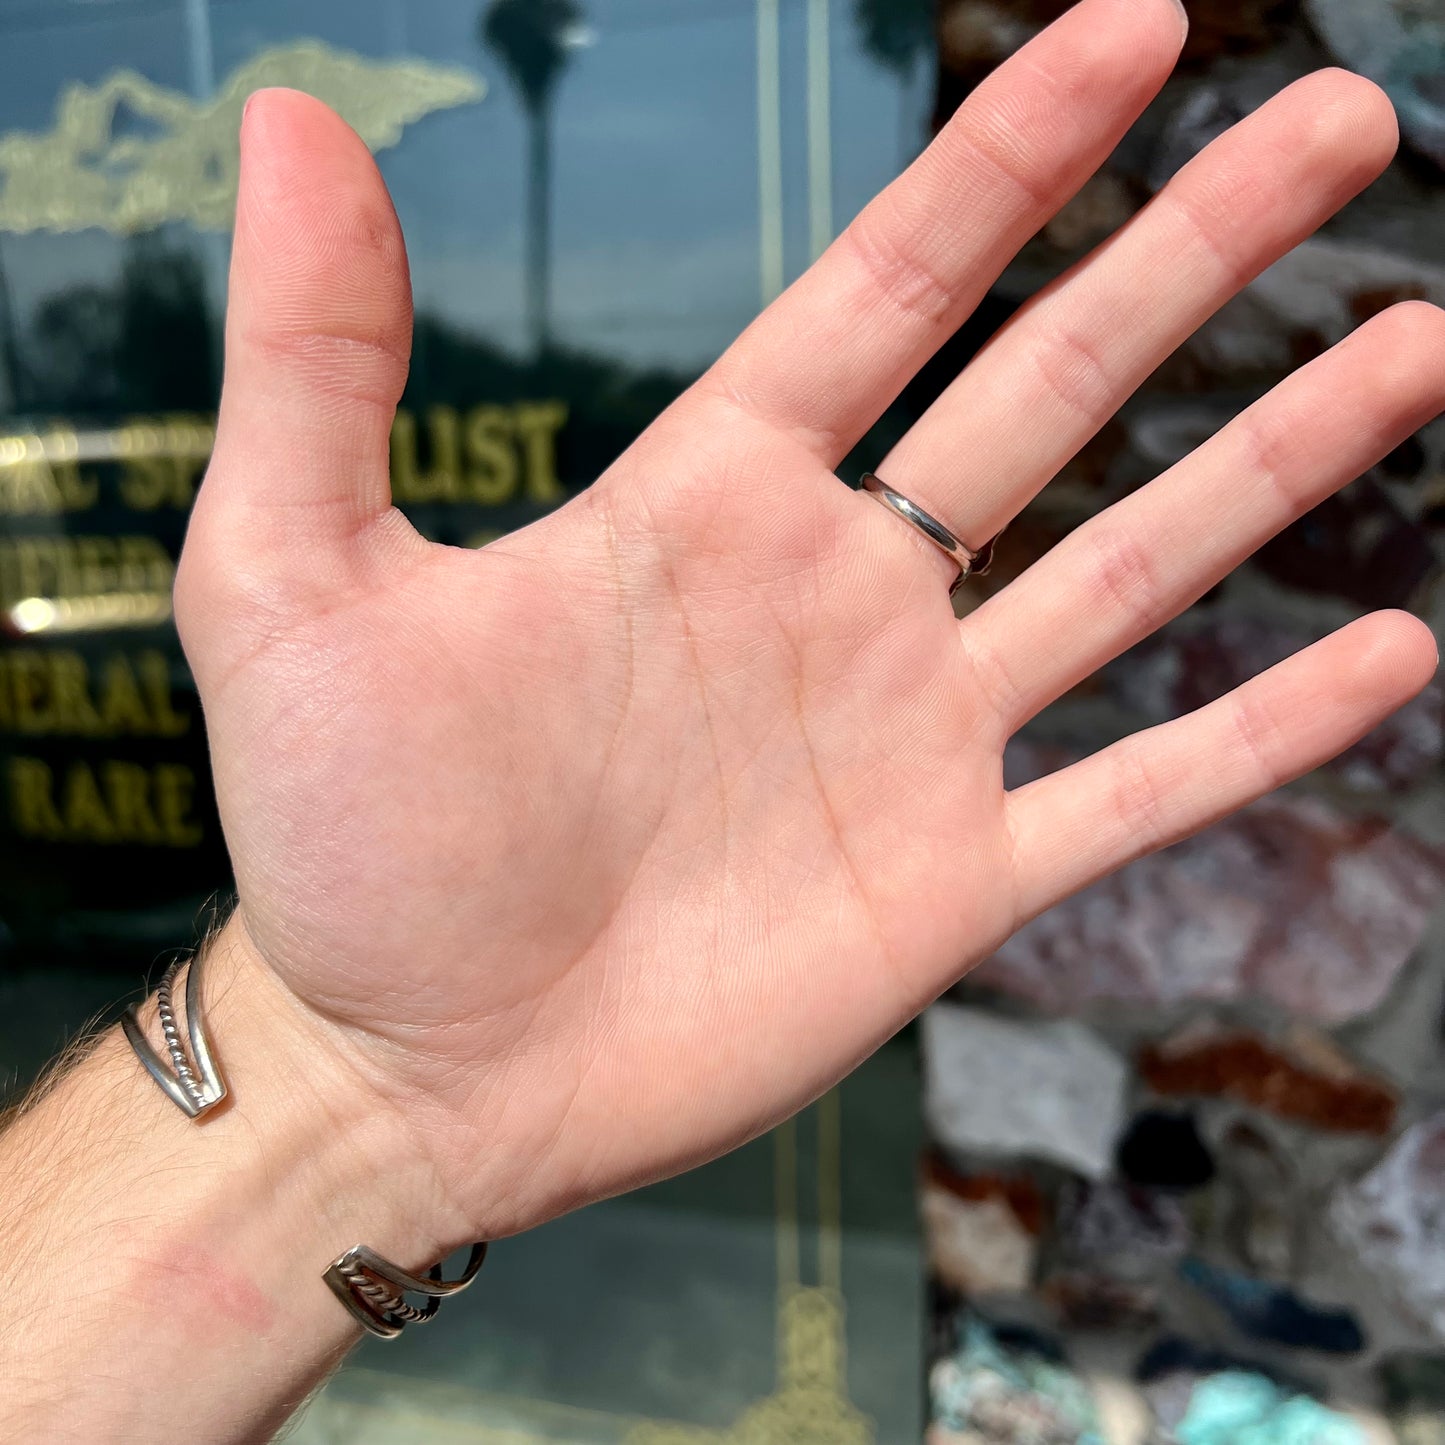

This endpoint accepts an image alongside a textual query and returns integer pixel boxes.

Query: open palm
[178,0,1441,1241]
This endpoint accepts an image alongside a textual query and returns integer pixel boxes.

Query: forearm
[0,920,470,1445]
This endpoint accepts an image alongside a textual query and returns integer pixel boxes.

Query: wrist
[189,913,474,1272]
[0,915,471,1440]
[115,915,475,1331]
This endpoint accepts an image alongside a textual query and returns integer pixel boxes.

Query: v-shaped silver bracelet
[122,948,488,1338]
[121,953,228,1117]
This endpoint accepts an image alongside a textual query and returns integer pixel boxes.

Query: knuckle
[1235,403,1307,511]
[942,108,1055,210]
[1109,745,1175,852]
[1029,320,1117,426]
[236,180,413,410]
[843,205,961,326]
[1082,520,1161,636]
[1230,687,1289,786]
[1163,174,1262,291]
[242,322,411,412]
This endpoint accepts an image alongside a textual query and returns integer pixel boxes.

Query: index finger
[706,0,1187,465]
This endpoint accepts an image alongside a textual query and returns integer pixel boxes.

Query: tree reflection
[481,0,587,360]
[24,235,216,414]
[854,0,932,81]
[0,240,30,412]
[855,0,933,152]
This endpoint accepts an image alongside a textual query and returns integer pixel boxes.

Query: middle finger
[872,68,1398,556]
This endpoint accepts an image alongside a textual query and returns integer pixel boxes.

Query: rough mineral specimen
[1043,1181,1191,1329]
[1255,481,1439,611]
[1139,1021,1398,1135]
[1116,1111,1216,1192]
[1216,1120,1301,1281]
[922,1158,1045,1297]
[1381,1354,1445,1445]
[922,1006,1127,1179]
[1149,1369,1367,1445]
[1182,238,1445,385]
[1331,1116,1445,1344]
[930,1313,1104,1445]
[1380,1352,1445,1412]
[1137,1338,1310,1393]
[975,789,1445,1024]
[1180,1257,1366,1354]
[1056,1180,1191,1281]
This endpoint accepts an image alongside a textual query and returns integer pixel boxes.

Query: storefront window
[0,2,930,1439]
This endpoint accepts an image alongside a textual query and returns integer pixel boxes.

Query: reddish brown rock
[921,1156,1046,1298]
[923,1154,1048,1235]
[1042,1271,1163,1331]
[1057,1180,1191,1276]
[1139,1022,1398,1135]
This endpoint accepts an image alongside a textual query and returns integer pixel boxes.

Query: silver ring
[859,473,997,595]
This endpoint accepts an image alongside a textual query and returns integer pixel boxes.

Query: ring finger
[868,67,1397,559]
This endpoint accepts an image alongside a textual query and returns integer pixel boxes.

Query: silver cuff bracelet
[122,948,488,1339]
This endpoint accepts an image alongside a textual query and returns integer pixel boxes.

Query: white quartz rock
[922,1005,1127,1179]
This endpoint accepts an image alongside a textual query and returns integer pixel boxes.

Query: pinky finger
[1005,611,1439,923]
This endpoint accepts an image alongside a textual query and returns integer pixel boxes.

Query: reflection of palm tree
[854,0,931,79]
[481,0,585,358]
[26,236,216,412]
[854,0,932,155]
[0,240,27,412]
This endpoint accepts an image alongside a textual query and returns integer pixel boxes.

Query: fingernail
[1170,0,1189,39]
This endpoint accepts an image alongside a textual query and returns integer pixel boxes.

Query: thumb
[180,88,421,639]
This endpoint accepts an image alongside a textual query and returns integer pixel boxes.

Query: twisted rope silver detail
[338,1260,430,1325]
[122,948,227,1119]
[324,1242,488,1339]
[156,961,205,1107]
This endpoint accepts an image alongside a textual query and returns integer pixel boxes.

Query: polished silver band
[325,1241,489,1339]
[121,953,228,1118]
[859,472,996,595]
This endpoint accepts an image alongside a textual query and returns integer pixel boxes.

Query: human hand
[177,0,1441,1246]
